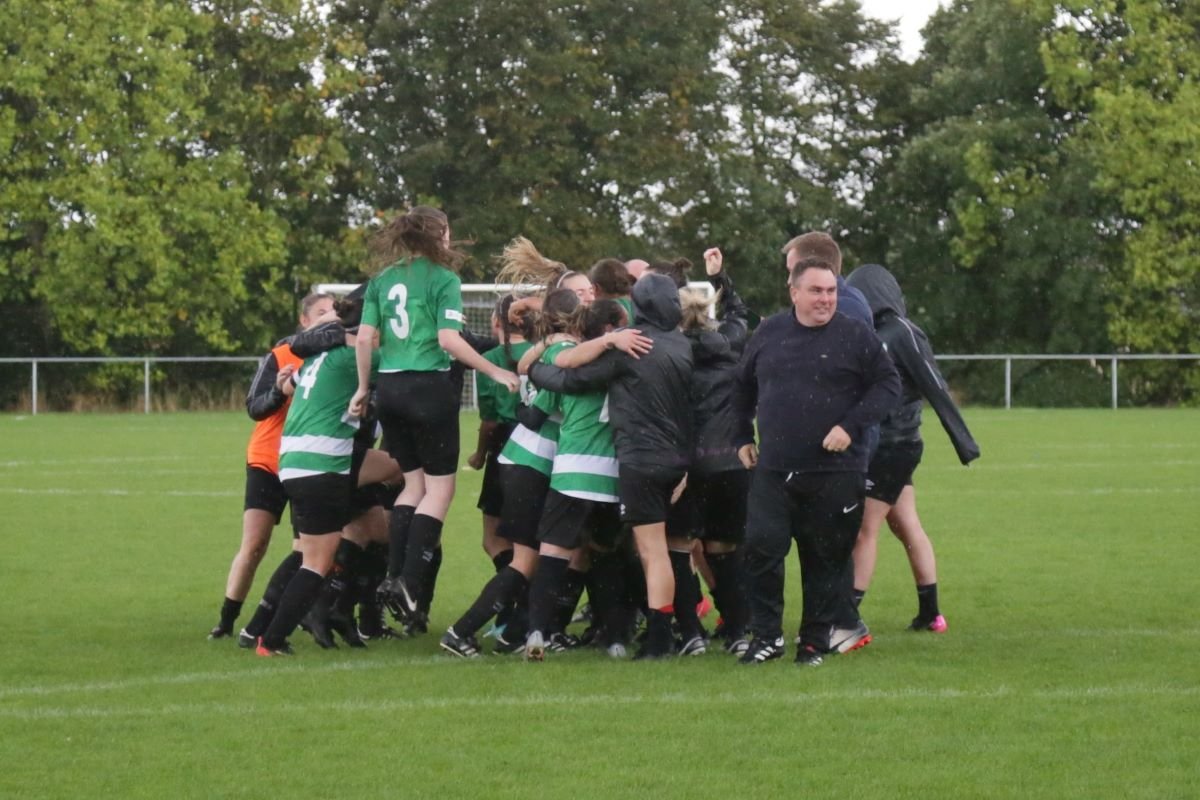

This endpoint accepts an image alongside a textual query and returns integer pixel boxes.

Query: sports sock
[669,549,704,639]
[916,582,939,620]
[852,588,866,609]
[218,597,244,631]
[262,566,326,649]
[386,505,416,577]
[588,552,632,646]
[492,549,514,572]
[553,567,587,635]
[331,539,367,617]
[706,551,747,635]
[358,542,389,632]
[452,567,529,638]
[527,555,569,636]
[640,608,674,657]
[401,514,443,602]
[418,544,443,615]
[243,551,302,636]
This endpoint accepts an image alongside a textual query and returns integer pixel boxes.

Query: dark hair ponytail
[369,206,467,272]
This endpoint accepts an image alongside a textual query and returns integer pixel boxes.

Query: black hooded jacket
[846,264,980,465]
[528,272,694,472]
[687,270,751,474]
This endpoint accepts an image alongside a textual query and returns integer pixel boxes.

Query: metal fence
[1,353,1196,414]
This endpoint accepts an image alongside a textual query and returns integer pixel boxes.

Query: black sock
[917,583,939,620]
[331,539,367,616]
[244,551,302,636]
[401,514,443,601]
[492,549,514,572]
[706,551,747,636]
[588,552,632,646]
[669,550,703,639]
[528,555,569,636]
[452,566,529,638]
[503,580,531,642]
[553,568,587,635]
[418,545,443,615]
[387,505,416,577]
[641,608,674,656]
[358,542,389,630]
[262,566,326,648]
[852,588,866,609]
[218,597,244,631]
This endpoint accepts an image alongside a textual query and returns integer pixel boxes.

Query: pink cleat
[910,614,948,633]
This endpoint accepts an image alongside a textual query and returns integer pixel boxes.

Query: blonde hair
[494,236,569,290]
[679,287,717,332]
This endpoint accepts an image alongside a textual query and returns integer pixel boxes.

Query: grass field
[1,409,1197,799]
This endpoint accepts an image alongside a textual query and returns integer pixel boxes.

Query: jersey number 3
[388,284,411,340]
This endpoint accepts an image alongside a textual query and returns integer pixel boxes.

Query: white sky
[858,0,946,61]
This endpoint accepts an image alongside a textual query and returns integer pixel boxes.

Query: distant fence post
[1004,358,1012,409]
[1111,357,1118,410]
[31,360,38,416]
[144,359,151,414]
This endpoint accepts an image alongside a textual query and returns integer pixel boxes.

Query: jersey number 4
[297,352,329,400]
[388,284,411,340]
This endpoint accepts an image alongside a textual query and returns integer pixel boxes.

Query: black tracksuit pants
[744,468,865,648]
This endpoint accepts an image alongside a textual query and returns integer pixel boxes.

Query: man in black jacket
[733,258,901,666]
[845,263,980,632]
[528,272,694,659]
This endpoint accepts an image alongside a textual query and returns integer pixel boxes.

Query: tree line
[2,0,1196,404]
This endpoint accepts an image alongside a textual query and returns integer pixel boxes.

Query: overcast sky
[858,0,945,60]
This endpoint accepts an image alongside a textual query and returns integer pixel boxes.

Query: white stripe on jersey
[279,435,355,457]
[279,467,350,481]
[552,453,619,477]
[507,425,558,460]
[559,488,620,503]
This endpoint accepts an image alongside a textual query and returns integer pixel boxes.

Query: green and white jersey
[616,296,634,326]
[279,347,378,480]
[541,342,619,503]
[476,340,533,424]
[497,341,567,476]
[361,256,464,373]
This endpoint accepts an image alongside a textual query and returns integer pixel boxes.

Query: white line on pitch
[0,487,238,498]
[3,685,1198,721]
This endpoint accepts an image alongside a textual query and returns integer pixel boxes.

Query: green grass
[1,409,1197,799]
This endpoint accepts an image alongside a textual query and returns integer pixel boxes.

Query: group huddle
[208,206,981,666]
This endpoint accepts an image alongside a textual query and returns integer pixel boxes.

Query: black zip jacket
[528,273,693,472]
[846,264,980,465]
[245,323,347,421]
[733,310,900,473]
[688,271,751,475]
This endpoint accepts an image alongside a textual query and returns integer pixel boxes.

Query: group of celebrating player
[207,205,980,665]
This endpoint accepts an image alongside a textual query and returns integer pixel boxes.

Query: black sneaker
[828,621,872,654]
[208,623,232,640]
[329,609,367,649]
[547,632,581,653]
[738,636,785,665]
[302,609,338,650]
[724,636,750,657]
[237,629,257,649]
[439,628,481,659]
[402,611,429,637]
[678,634,708,657]
[794,643,824,667]
[377,575,418,623]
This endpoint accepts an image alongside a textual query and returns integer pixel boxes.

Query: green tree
[1041,1,1200,401]
[857,0,1114,366]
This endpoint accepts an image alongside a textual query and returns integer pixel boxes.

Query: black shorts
[476,451,506,517]
[244,465,287,523]
[866,441,923,505]
[376,371,460,476]
[538,489,622,551]
[283,473,354,535]
[497,464,550,549]
[689,469,750,543]
[618,465,686,527]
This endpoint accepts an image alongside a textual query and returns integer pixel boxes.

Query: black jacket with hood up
[687,270,751,474]
[528,272,693,472]
[845,264,980,465]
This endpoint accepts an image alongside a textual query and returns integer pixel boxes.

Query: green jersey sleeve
[434,269,465,332]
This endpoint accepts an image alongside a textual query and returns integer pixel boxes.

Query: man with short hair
[781,231,872,328]
[733,257,900,666]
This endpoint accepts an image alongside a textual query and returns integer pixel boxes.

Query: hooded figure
[528,272,694,472]
[846,264,979,465]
